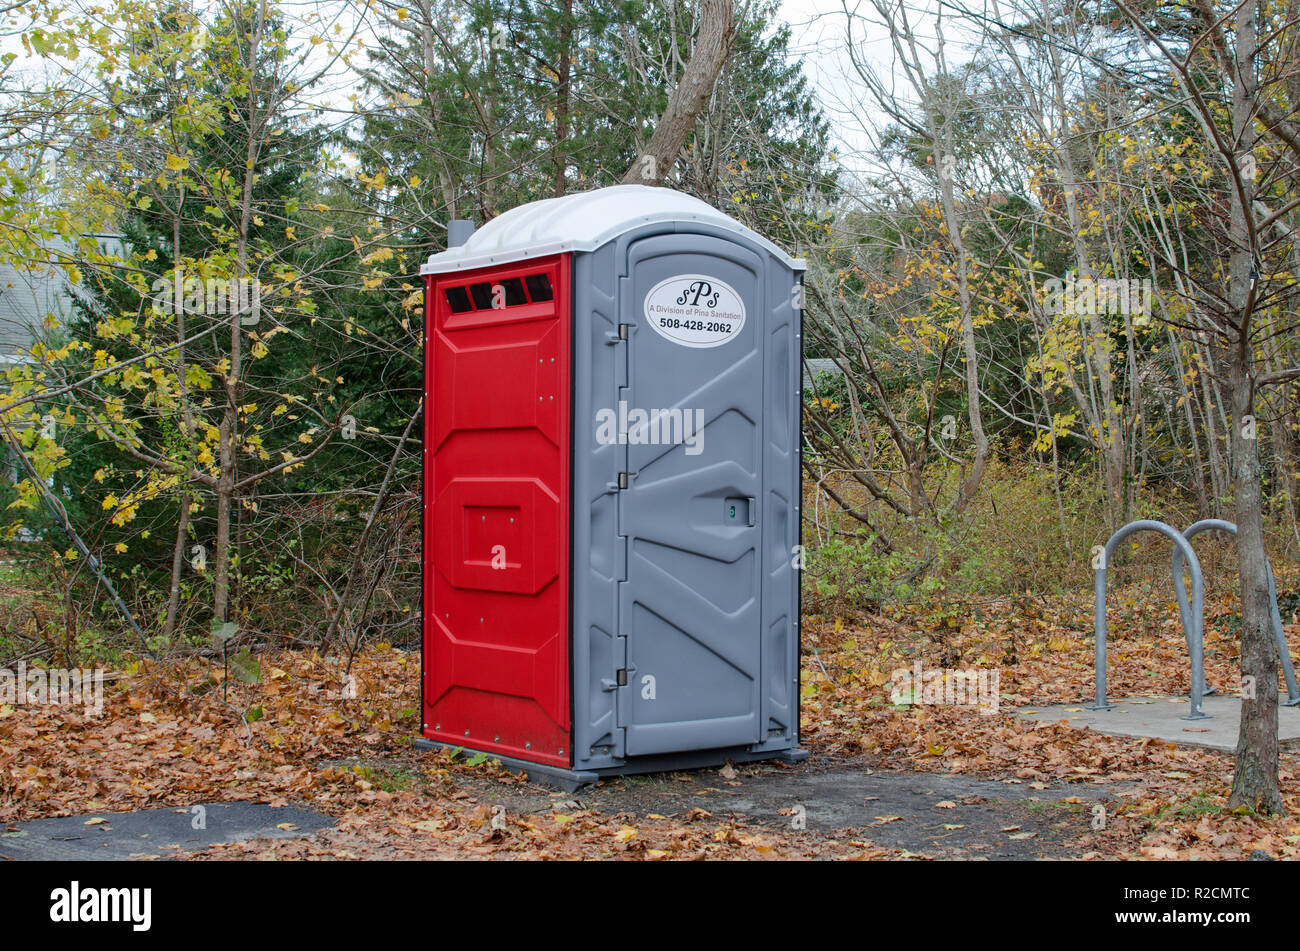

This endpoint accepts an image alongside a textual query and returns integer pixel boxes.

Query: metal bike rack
[1092,520,1208,720]
[1170,519,1300,707]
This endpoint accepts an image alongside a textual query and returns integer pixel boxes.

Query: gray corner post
[447,219,476,248]
[1171,519,1300,707]
[1093,520,1208,720]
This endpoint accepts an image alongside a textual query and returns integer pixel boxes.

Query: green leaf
[244,705,263,723]
[209,620,238,649]
[229,648,261,685]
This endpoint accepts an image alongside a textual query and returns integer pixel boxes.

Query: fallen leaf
[1143,845,1179,859]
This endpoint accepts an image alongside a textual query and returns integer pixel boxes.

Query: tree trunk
[622,0,734,186]
[1051,78,1124,522]
[214,417,234,623]
[164,209,193,638]
[938,129,988,512]
[1197,340,1230,516]
[214,0,265,624]
[1226,0,1282,814]
[1227,341,1282,813]
[554,0,572,197]
[164,497,191,637]
[1166,327,1209,515]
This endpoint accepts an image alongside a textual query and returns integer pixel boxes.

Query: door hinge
[618,472,628,489]
[619,323,629,339]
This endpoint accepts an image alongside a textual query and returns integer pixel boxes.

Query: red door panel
[423,255,571,767]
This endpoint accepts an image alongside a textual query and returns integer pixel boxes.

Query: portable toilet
[419,184,806,787]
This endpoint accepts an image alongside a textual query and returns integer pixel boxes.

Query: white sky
[778,0,880,166]
[1,0,960,186]
[776,0,970,181]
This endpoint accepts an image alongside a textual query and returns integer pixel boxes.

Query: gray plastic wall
[569,221,802,770]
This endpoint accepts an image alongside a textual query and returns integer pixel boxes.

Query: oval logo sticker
[643,275,746,348]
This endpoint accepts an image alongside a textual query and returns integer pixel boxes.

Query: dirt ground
[6,583,1300,860]
[385,751,1127,859]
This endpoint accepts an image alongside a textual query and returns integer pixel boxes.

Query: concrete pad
[0,802,332,861]
[1017,696,1300,751]
[458,760,1131,859]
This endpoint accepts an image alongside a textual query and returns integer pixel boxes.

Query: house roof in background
[0,234,124,364]
[802,357,844,388]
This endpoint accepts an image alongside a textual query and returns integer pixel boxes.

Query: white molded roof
[419,184,806,275]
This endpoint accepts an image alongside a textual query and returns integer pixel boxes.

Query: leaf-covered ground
[802,578,1300,859]
[3,579,1300,859]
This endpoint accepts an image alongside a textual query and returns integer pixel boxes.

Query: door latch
[725,496,755,526]
[601,667,631,691]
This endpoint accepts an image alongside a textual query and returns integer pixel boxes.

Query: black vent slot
[446,273,554,314]
[524,273,554,302]
[500,277,528,306]
[445,285,473,313]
